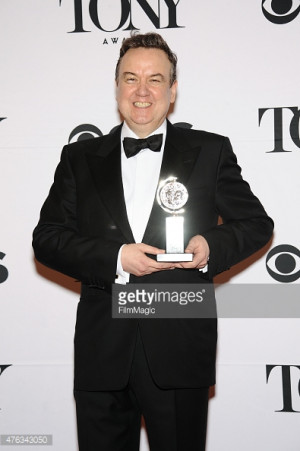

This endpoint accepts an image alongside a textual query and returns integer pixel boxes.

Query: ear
[115,79,119,100]
[170,80,178,103]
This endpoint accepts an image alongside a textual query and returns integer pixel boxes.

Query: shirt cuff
[115,244,130,285]
[199,264,208,273]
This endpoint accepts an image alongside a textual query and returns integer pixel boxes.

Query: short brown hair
[115,32,177,86]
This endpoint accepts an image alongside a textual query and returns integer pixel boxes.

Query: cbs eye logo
[262,0,300,24]
[68,124,103,143]
[266,245,300,282]
[68,122,193,143]
[68,124,122,143]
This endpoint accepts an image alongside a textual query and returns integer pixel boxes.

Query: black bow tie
[123,134,163,158]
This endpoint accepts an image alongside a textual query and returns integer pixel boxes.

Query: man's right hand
[121,243,175,277]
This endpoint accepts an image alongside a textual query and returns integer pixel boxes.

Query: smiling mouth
[134,102,151,108]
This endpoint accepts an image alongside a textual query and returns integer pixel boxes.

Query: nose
[136,80,150,97]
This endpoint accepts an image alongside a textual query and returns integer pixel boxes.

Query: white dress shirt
[115,121,166,284]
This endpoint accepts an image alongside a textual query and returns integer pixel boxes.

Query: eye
[266,245,300,282]
[68,124,103,143]
[149,77,163,85]
[125,76,137,83]
[262,0,300,23]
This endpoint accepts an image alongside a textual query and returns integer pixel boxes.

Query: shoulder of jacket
[61,124,122,157]
[63,136,105,153]
[173,124,227,143]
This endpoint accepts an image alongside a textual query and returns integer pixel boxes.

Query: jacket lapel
[85,125,135,244]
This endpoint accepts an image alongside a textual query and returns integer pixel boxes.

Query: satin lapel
[143,122,201,245]
[85,128,135,243]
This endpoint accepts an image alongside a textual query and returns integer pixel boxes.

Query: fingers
[133,259,175,277]
[135,243,165,255]
[121,243,175,276]
[175,235,210,269]
[174,257,209,270]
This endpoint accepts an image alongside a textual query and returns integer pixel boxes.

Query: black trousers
[74,330,209,451]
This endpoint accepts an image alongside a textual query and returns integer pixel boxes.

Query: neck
[124,120,166,138]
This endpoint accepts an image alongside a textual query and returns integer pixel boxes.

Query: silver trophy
[156,177,193,262]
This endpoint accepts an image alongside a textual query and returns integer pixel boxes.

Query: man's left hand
[175,235,210,269]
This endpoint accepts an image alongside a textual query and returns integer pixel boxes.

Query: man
[33,33,273,451]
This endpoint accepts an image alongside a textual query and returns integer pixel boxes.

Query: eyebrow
[150,73,165,80]
[122,72,136,78]
[122,71,165,80]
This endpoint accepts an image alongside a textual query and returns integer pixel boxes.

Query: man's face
[116,47,177,138]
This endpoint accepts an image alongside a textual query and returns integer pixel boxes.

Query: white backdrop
[1,1,300,450]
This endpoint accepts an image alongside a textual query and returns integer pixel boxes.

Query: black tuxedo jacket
[33,121,273,390]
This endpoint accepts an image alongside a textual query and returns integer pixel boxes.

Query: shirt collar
[121,120,167,140]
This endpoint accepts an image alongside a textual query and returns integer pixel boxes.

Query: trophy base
[157,253,193,262]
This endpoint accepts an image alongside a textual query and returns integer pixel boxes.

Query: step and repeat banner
[1,1,300,450]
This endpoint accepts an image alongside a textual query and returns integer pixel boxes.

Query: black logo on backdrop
[259,106,300,152]
[0,117,7,123]
[0,365,12,376]
[262,0,300,24]
[59,0,184,33]
[0,365,12,411]
[266,365,300,412]
[68,124,103,142]
[68,122,192,143]
[0,252,9,284]
[266,245,300,282]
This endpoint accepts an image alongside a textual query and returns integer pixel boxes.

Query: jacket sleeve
[201,137,274,279]
[32,145,121,289]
